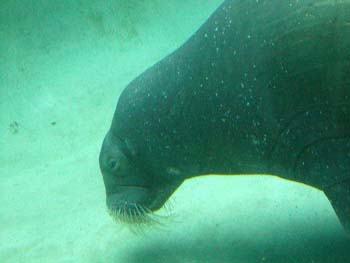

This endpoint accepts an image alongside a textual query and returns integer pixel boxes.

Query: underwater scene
[1,0,350,262]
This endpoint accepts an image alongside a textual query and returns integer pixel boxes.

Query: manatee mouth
[106,185,169,226]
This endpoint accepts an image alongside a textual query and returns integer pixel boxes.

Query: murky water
[1,0,349,262]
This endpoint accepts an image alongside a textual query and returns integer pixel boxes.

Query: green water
[1,0,349,262]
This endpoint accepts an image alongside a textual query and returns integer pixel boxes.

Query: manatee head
[99,131,182,226]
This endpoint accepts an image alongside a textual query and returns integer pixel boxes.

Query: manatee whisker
[107,200,173,231]
[135,203,143,217]
[132,205,138,219]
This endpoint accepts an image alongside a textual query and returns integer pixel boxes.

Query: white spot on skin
[125,138,137,156]
[167,167,181,177]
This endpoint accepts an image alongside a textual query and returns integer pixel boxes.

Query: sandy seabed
[1,0,349,262]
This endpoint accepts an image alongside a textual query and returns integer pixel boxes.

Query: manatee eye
[108,158,119,171]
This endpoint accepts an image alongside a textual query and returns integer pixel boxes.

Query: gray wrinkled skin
[99,0,350,230]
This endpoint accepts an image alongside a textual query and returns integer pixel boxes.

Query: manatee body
[99,0,350,230]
